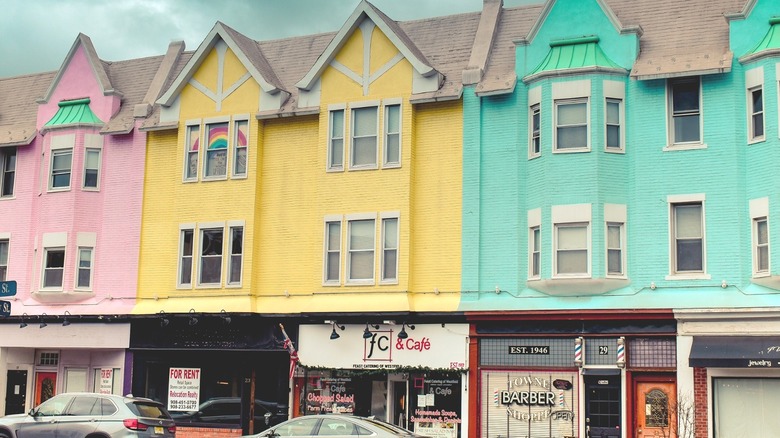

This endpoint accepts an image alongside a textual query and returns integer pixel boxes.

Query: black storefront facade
[129,314,293,435]
[470,312,678,438]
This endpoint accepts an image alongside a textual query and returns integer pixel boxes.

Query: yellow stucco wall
[135,41,261,314]
[254,21,461,313]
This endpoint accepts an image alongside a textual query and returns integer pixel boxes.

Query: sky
[0,0,542,79]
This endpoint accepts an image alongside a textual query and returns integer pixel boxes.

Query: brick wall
[175,426,242,438]
[693,367,708,438]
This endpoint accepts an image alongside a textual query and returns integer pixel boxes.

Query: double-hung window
[605,99,622,150]
[384,103,401,167]
[324,218,342,284]
[178,228,194,287]
[350,106,378,169]
[83,148,101,189]
[668,77,701,145]
[0,239,8,281]
[552,203,591,277]
[381,215,398,282]
[530,226,541,278]
[199,227,223,286]
[670,200,705,274]
[184,124,200,181]
[530,104,541,157]
[76,247,93,289]
[204,122,229,178]
[50,149,73,189]
[0,147,15,197]
[43,248,65,289]
[749,86,764,141]
[754,217,769,274]
[227,224,243,286]
[232,120,249,177]
[606,223,624,276]
[327,108,345,171]
[555,99,588,150]
[347,218,375,282]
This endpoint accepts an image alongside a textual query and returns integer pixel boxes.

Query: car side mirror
[28,408,37,417]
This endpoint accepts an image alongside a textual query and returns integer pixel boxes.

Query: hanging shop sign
[481,370,579,438]
[167,367,201,411]
[298,324,468,370]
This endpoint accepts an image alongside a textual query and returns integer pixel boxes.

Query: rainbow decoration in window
[236,121,248,148]
[207,123,229,150]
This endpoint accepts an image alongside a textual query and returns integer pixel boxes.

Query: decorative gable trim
[38,33,120,104]
[295,0,440,92]
[156,22,287,108]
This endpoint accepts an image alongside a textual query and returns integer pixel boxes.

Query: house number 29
[599,346,609,355]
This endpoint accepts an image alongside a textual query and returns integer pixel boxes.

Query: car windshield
[127,401,171,419]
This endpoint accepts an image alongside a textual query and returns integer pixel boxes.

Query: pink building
[0,34,183,414]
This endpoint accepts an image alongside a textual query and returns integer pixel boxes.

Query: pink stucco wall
[9,44,142,316]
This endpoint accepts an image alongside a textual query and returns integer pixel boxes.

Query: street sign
[0,281,16,297]
[0,300,10,317]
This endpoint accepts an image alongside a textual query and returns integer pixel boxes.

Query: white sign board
[167,367,201,411]
[298,324,468,369]
[99,368,113,394]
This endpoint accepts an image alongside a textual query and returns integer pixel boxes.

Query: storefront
[129,315,292,435]
[472,315,677,438]
[0,320,129,416]
[678,309,780,438]
[297,322,468,438]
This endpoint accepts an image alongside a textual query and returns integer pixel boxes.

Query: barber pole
[279,324,299,379]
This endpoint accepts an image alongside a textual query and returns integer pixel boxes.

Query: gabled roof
[0,71,54,146]
[157,22,285,107]
[295,0,439,91]
[739,17,780,63]
[39,33,119,104]
[523,36,626,82]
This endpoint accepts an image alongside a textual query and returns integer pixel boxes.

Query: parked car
[0,392,176,438]
[171,397,287,430]
[241,414,426,438]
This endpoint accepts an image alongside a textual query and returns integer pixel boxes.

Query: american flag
[279,323,299,379]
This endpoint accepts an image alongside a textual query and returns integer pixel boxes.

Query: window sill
[326,167,345,173]
[345,280,375,286]
[552,148,590,154]
[230,175,248,180]
[201,176,228,182]
[747,137,765,145]
[225,283,243,289]
[195,284,223,289]
[663,142,707,152]
[32,290,95,303]
[604,148,625,154]
[47,187,71,193]
[0,196,15,201]
[528,153,541,160]
[382,163,401,169]
[182,178,198,184]
[751,275,780,290]
[347,166,379,172]
[379,279,399,285]
[526,278,630,296]
[322,281,341,287]
[664,273,711,281]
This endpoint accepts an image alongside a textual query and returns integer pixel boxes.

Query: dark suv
[0,392,176,437]
[171,397,287,430]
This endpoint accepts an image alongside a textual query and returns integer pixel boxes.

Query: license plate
[154,426,164,434]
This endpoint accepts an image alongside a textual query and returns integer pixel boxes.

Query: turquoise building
[461,0,780,437]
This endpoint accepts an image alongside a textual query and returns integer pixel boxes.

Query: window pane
[202,229,223,256]
[385,104,401,165]
[352,137,376,166]
[558,226,586,249]
[672,81,699,112]
[557,126,587,149]
[329,139,343,168]
[234,121,248,176]
[532,252,540,277]
[52,152,72,171]
[327,223,341,249]
[229,227,243,284]
[234,148,247,175]
[674,115,700,143]
[382,218,398,281]
[675,205,702,238]
[353,108,376,136]
[606,101,620,124]
[326,253,340,281]
[558,103,586,124]
[44,270,63,288]
[180,258,192,285]
[608,249,622,274]
[533,228,540,251]
[383,250,397,280]
[77,248,92,288]
[85,150,100,168]
[607,225,621,248]
[350,220,374,250]
[1,148,15,197]
[753,114,764,138]
[84,170,98,188]
[385,134,400,164]
[758,247,769,272]
[200,229,223,284]
[383,219,398,248]
[676,240,703,271]
[235,120,248,148]
[350,252,374,279]
[47,250,65,268]
[331,110,344,137]
[714,378,780,437]
[0,241,8,264]
[200,258,222,284]
[557,250,587,274]
[205,123,228,177]
[757,220,768,244]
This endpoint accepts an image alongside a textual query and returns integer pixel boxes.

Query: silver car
[242,414,426,438]
[0,392,176,437]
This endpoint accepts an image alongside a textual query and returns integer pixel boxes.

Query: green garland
[297,363,467,377]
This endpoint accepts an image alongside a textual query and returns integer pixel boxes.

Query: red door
[636,381,676,438]
[34,372,56,406]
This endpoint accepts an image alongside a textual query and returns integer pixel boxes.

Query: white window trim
[528,208,542,279]
[346,212,377,285]
[231,117,250,179]
[551,204,592,279]
[196,222,225,288]
[380,211,400,284]
[226,220,245,288]
[747,86,765,144]
[0,147,16,199]
[82,148,102,191]
[183,120,201,183]
[323,214,343,286]
[553,98,590,153]
[604,98,624,153]
[750,197,770,277]
[528,87,542,159]
[49,148,73,192]
[604,204,627,279]
[665,77,706,150]
[382,99,402,169]
[349,104,379,171]
[666,194,710,280]
[327,104,346,172]
[41,247,66,291]
[74,246,94,291]
[177,223,195,289]
[202,121,230,181]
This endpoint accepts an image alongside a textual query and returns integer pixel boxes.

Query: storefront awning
[689,336,780,368]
